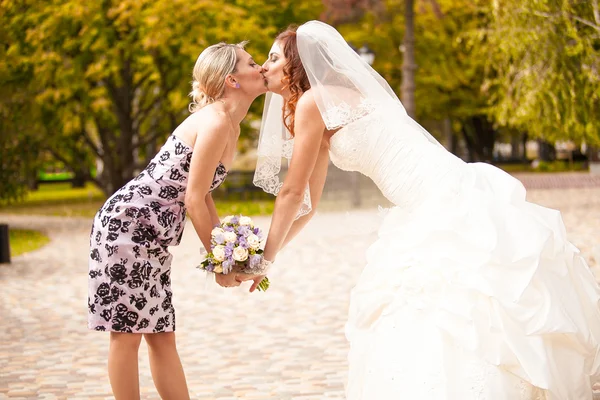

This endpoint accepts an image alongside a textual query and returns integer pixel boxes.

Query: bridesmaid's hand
[215,273,241,288]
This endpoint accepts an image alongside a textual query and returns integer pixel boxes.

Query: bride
[250,21,600,399]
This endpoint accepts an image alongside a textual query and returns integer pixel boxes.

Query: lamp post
[349,43,375,208]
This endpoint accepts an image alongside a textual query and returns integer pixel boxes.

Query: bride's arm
[248,140,328,292]
[261,92,326,263]
[280,140,329,248]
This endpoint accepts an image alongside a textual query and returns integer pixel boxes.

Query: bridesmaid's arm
[204,193,221,227]
[261,91,326,263]
[185,118,230,252]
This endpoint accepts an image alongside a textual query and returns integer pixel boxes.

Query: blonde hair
[189,41,249,113]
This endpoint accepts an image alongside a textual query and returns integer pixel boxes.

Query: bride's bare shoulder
[297,89,316,106]
[297,90,339,142]
[296,89,321,118]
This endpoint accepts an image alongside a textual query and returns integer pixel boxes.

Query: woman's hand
[214,273,241,288]
[249,275,267,293]
[214,272,259,288]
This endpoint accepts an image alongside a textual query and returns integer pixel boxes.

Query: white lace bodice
[329,105,466,210]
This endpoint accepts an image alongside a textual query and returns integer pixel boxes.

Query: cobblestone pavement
[2,182,600,399]
[513,171,600,190]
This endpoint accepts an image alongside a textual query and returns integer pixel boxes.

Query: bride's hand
[249,275,267,293]
[214,273,242,288]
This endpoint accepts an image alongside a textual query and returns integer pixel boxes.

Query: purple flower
[238,236,248,249]
[214,234,225,245]
[238,225,250,236]
[206,263,215,272]
[222,260,233,274]
[253,227,259,234]
[230,216,239,225]
[224,225,234,232]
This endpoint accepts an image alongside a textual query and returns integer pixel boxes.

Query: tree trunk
[588,145,600,162]
[521,132,529,164]
[27,171,38,191]
[401,0,417,118]
[97,58,136,197]
[511,132,521,160]
[443,118,457,154]
[537,139,556,162]
[461,116,496,162]
[71,169,87,188]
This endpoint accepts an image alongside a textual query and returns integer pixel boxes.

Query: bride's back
[327,102,466,210]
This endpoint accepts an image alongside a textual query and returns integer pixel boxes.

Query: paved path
[1,185,600,399]
[513,172,600,190]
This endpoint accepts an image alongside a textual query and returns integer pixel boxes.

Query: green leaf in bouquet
[256,276,270,292]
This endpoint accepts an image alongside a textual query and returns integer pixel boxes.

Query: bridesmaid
[87,42,266,399]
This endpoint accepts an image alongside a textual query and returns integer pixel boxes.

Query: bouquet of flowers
[198,215,270,291]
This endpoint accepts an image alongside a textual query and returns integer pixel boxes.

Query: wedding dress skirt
[343,162,600,400]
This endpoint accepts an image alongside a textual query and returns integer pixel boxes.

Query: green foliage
[0,0,323,198]
[333,0,596,154]
[1,0,597,204]
[334,0,491,119]
[485,0,600,145]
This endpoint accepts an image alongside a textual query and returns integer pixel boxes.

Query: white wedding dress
[254,20,600,400]
[328,102,600,400]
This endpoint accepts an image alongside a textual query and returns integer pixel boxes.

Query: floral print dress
[87,135,228,333]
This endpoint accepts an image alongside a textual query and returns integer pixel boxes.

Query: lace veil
[253,21,442,218]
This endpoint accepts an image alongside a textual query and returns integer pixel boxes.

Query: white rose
[246,234,260,250]
[211,227,225,237]
[239,216,253,226]
[213,265,223,274]
[224,231,237,243]
[212,245,225,262]
[222,215,234,224]
[233,247,249,262]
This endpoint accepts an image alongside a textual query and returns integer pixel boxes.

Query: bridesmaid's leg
[144,332,190,400]
[108,332,143,400]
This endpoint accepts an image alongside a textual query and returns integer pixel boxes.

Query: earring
[235,83,240,89]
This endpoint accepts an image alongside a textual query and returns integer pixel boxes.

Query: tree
[401,0,417,118]
[0,2,44,202]
[1,0,325,198]
[413,0,500,161]
[333,0,499,160]
[0,109,43,203]
[486,0,600,146]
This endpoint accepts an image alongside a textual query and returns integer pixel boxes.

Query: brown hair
[276,27,311,136]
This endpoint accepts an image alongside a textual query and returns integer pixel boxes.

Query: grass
[215,199,274,216]
[24,182,105,204]
[0,182,106,218]
[0,182,274,218]
[9,228,50,257]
